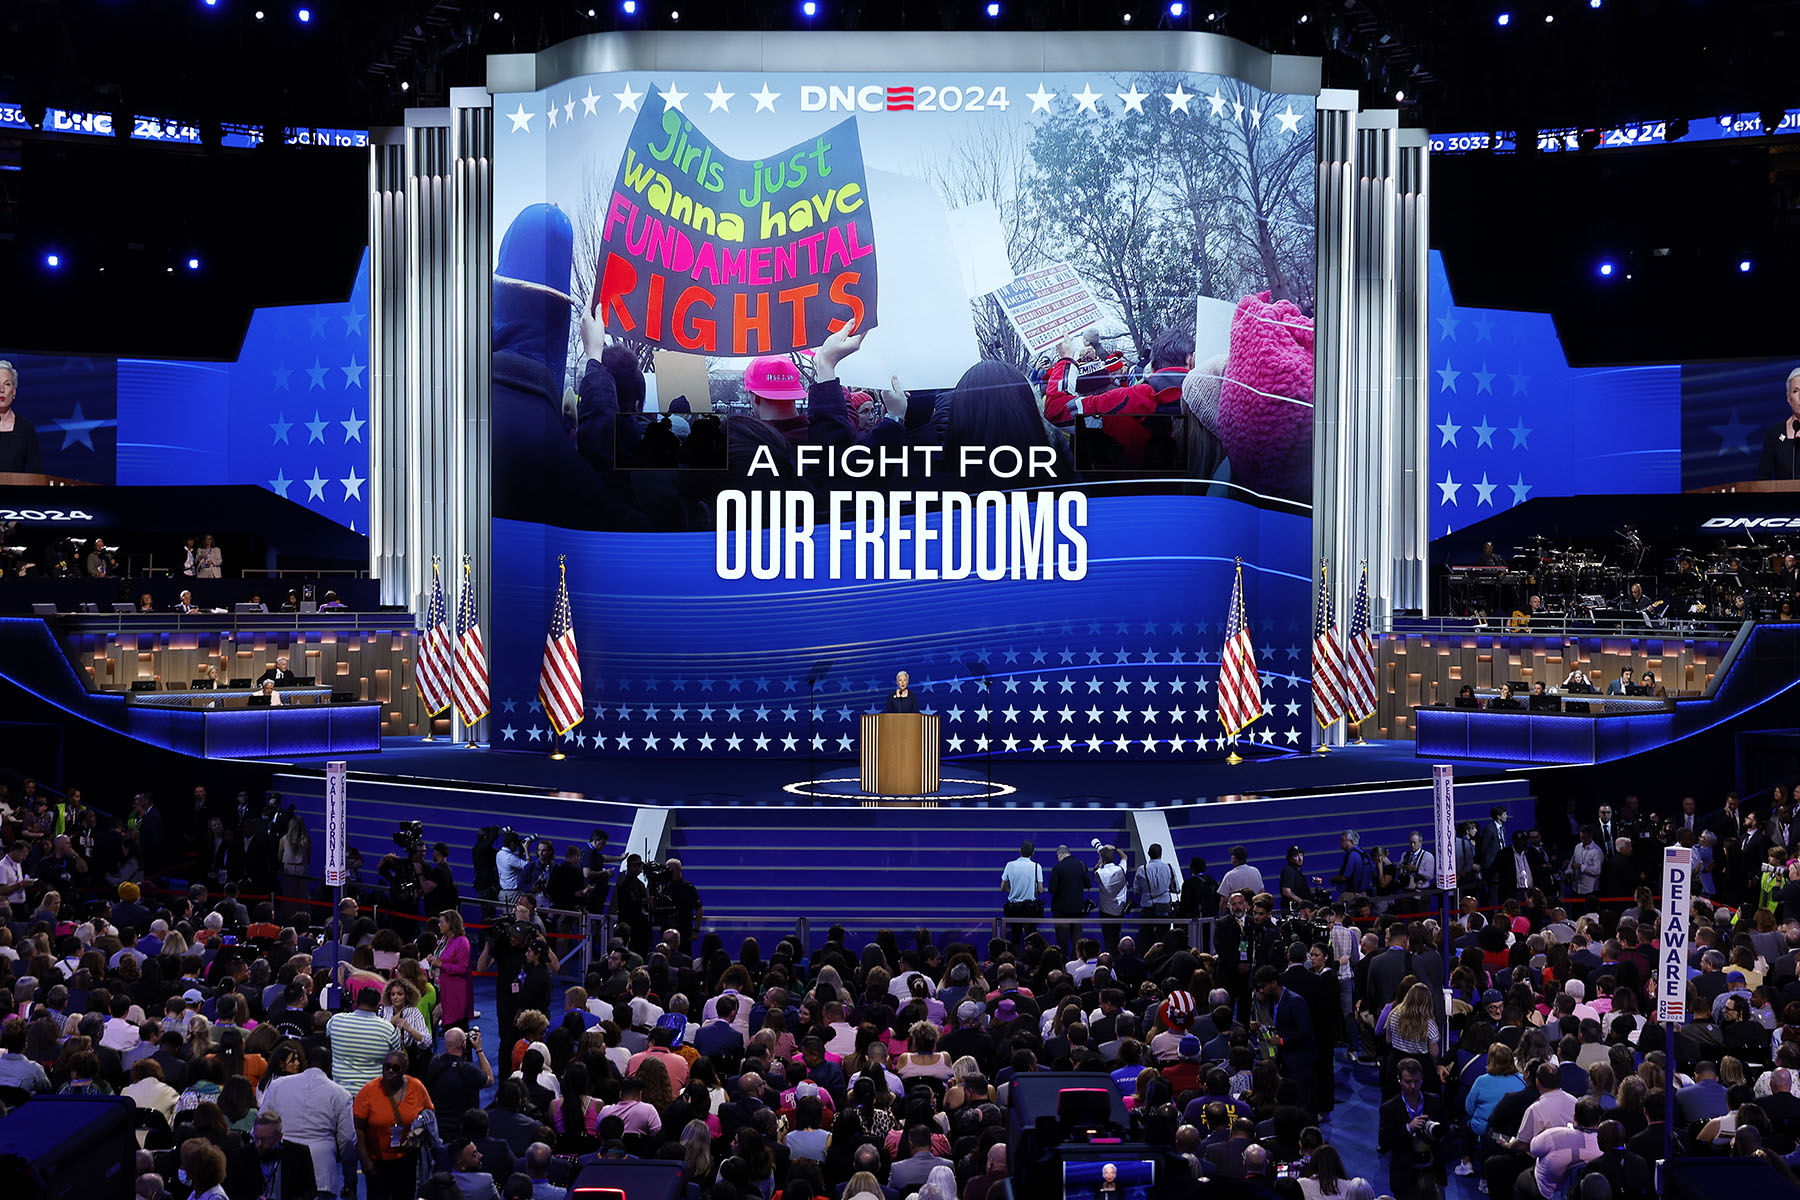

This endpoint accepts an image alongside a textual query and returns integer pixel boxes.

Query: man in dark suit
[255,655,294,687]
[1047,845,1090,957]
[1255,965,1314,1109]
[1673,1060,1730,1125]
[1475,807,1509,903]
[883,670,918,713]
[1378,1057,1447,1200]
[1202,1117,1257,1179]
[1706,793,1745,846]
[225,1111,317,1200]
[693,995,746,1065]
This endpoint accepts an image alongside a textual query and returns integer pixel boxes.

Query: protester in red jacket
[1043,330,1194,466]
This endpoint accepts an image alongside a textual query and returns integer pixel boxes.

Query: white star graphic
[657,82,688,111]
[1285,728,1302,745]
[580,87,600,116]
[339,468,365,501]
[1002,735,1021,752]
[752,733,771,751]
[1436,359,1461,393]
[563,96,575,122]
[1472,363,1496,395]
[1165,83,1193,113]
[1249,106,1262,127]
[1026,84,1056,113]
[1473,473,1497,507]
[341,410,365,443]
[750,82,779,112]
[1232,100,1246,122]
[1508,418,1532,449]
[1473,315,1495,342]
[1117,84,1148,113]
[501,725,517,742]
[946,735,965,753]
[780,734,798,751]
[1508,474,1533,506]
[1030,736,1048,752]
[341,310,365,336]
[546,102,558,130]
[1437,313,1461,340]
[1206,88,1228,117]
[305,411,329,443]
[272,362,293,391]
[1275,104,1303,134]
[305,359,329,390]
[725,733,743,751]
[506,103,534,133]
[704,83,733,112]
[1072,84,1102,113]
[270,413,293,444]
[269,469,292,499]
[304,469,328,502]
[613,81,644,112]
[698,734,715,751]
[1436,415,1461,447]
[1437,471,1462,506]
[1509,366,1532,396]
[341,358,366,388]
[1473,415,1497,448]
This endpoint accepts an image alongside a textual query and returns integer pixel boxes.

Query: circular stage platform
[779,773,1018,802]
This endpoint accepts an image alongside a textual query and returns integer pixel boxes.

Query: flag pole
[422,556,439,743]
[462,556,483,749]
[1225,557,1244,766]
[1314,558,1334,755]
[548,555,569,761]
[1351,559,1371,746]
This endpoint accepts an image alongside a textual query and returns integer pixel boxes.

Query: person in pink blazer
[436,909,474,1030]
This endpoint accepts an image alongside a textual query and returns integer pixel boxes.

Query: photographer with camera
[378,822,430,919]
[476,902,556,1068]
[494,829,532,907]
[1392,832,1436,897]
[1378,1056,1448,1200]
[614,855,653,957]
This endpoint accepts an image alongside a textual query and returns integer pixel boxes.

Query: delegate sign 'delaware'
[596,106,880,356]
[1658,845,1692,1025]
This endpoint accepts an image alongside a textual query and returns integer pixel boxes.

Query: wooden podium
[859,713,940,796]
[0,473,94,487]
[1687,480,1800,493]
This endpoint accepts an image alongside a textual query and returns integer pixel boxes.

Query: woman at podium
[1757,368,1800,480]
[0,361,43,475]
[884,670,919,714]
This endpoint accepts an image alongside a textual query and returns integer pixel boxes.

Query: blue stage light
[1496,12,1510,25]
[621,0,636,11]
[188,258,201,271]
[1740,259,1753,273]
[204,0,218,7]
[1598,262,1614,277]
[1169,0,1185,15]
[1589,0,1601,7]
[45,253,59,269]
[985,1,1000,15]
[297,7,310,22]
[801,0,817,15]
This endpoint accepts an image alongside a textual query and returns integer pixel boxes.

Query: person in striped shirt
[326,987,402,1093]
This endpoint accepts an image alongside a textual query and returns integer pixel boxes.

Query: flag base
[549,750,566,761]
[463,740,482,749]
[1315,742,1333,754]
[422,733,436,743]
[1225,751,1243,765]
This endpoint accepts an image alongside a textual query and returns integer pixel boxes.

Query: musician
[255,655,293,688]
[1477,542,1505,567]
[883,670,919,714]
[1756,366,1800,481]
[1628,582,1664,622]
[85,539,113,578]
[1781,554,1800,591]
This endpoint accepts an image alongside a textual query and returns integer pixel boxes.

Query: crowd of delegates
[6,775,1800,1200]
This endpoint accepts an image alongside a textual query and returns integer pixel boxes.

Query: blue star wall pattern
[490,495,1317,761]
[1428,250,1681,538]
[117,251,371,532]
[0,352,119,481]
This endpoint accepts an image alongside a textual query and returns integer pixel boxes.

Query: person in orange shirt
[353,1051,434,1200]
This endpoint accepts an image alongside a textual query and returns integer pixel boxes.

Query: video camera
[392,820,426,856]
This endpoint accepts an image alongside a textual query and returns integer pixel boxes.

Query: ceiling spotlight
[297,7,310,21]
[1298,12,1309,21]
[1122,10,1132,20]
[188,258,201,270]
[801,0,817,15]
[1395,89,1406,102]
[1740,259,1753,273]
[1598,261,1614,277]
[45,253,60,269]
[985,0,1000,15]
[669,8,679,18]
[588,6,597,14]
[1496,12,1510,25]
[1544,12,1553,21]
[621,0,635,12]
[254,8,265,17]
[399,80,411,91]
[1169,0,1185,16]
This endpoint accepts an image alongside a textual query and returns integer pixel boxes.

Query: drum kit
[1447,527,1800,623]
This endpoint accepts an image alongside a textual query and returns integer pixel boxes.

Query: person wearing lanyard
[1377,1057,1447,1200]
[1254,965,1316,1109]
[227,1111,318,1200]
[1132,843,1179,948]
[353,1051,435,1200]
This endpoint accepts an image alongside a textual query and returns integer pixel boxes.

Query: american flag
[1345,562,1378,721]
[1311,561,1347,728]
[1217,561,1262,735]
[416,560,452,717]
[538,558,584,735]
[452,561,489,724]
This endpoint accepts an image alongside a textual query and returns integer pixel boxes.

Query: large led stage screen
[491,63,1318,761]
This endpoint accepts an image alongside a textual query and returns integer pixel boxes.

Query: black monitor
[1528,694,1560,712]
[229,677,253,689]
[1453,695,1478,709]
[29,603,56,615]
[331,691,357,704]
[129,680,158,692]
[569,1160,686,1200]
[190,680,211,690]
[291,676,315,687]
[111,603,137,614]
[246,696,271,707]
[234,602,264,614]
[1490,697,1523,710]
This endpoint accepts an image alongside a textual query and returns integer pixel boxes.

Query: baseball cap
[182,988,204,1004]
[957,1000,979,1024]
[744,356,807,402]
[795,1080,821,1100]
[1481,989,1504,1005]
[1178,1035,1202,1059]
[1726,970,1747,985]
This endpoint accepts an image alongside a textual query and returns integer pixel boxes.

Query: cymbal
[1723,543,1770,552]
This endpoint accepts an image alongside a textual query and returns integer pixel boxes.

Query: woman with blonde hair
[1379,983,1440,1100]
[896,1020,952,1081]
[844,1171,886,1200]
[278,816,311,915]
